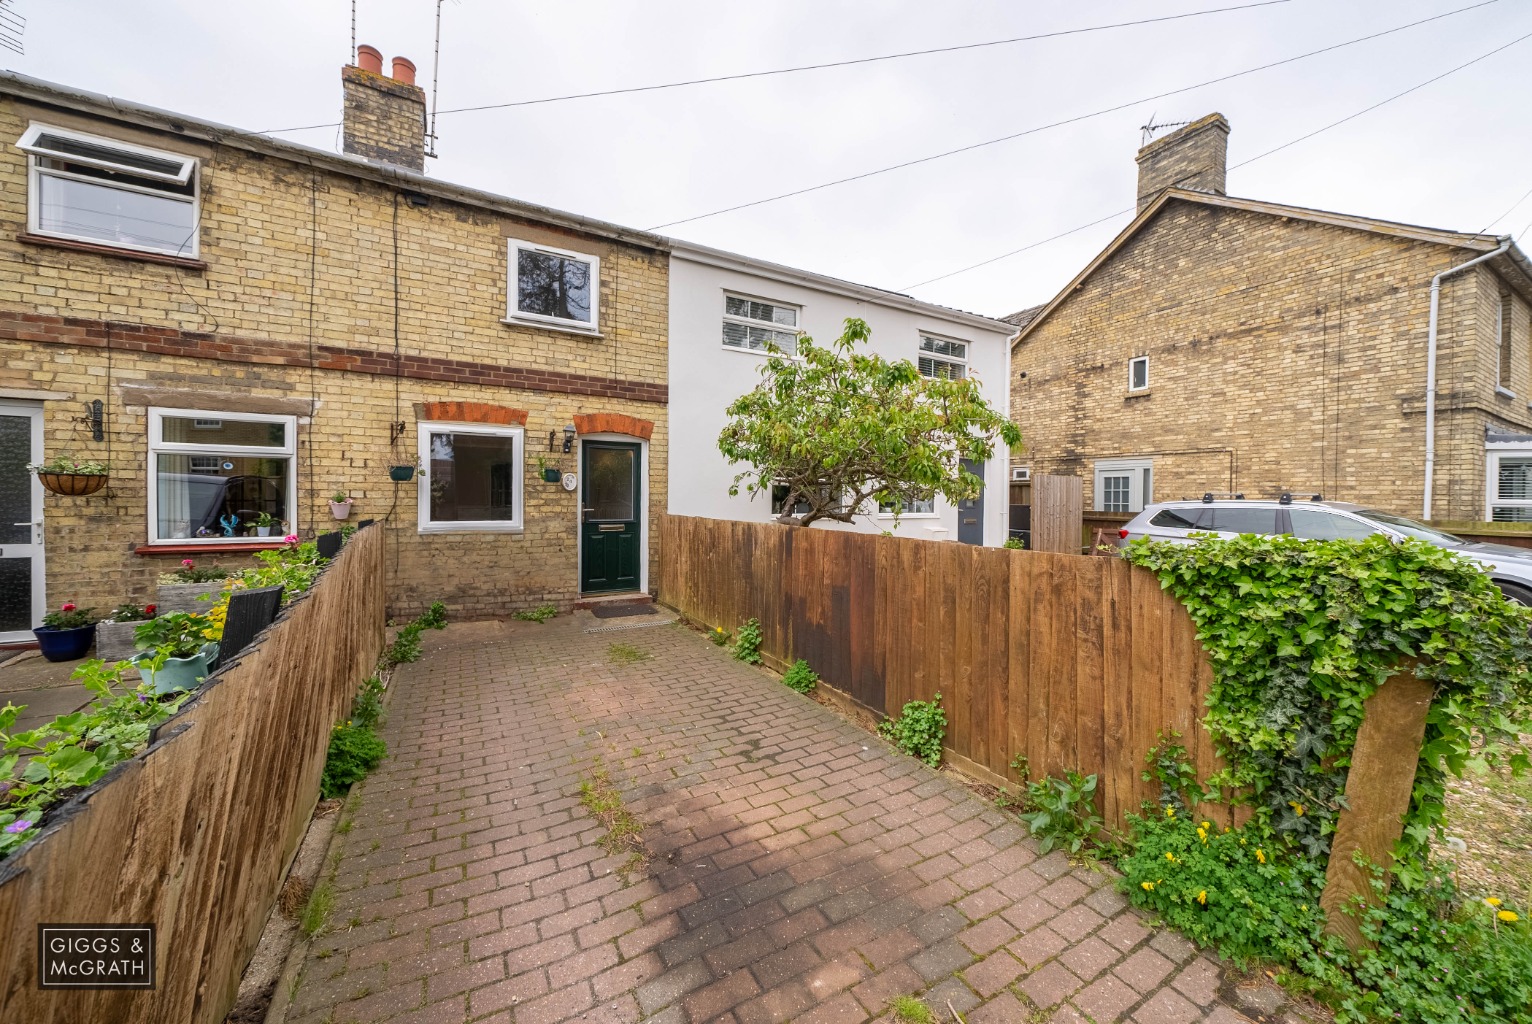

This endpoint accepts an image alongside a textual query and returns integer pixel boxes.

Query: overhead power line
[258,0,1295,134]
[647,0,1500,230]
[900,25,1532,293]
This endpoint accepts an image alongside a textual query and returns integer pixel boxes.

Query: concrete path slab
[286,614,1254,1024]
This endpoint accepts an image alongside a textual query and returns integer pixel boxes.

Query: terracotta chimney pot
[356,44,383,74]
[391,57,417,85]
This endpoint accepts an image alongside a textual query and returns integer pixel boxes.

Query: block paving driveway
[288,614,1258,1024]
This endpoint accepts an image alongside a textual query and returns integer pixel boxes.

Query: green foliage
[1143,730,1204,815]
[28,455,108,475]
[579,762,647,876]
[319,723,386,799]
[419,601,448,630]
[107,602,156,622]
[161,559,233,584]
[608,643,650,665]
[1122,811,1532,1024]
[300,883,333,937]
[0,660,187,857]
[513,603,557,623]
[1124,534,1532,877]
[731,618,763,664]
[378,603,448,670]
[877,693,946,768]
[351,676,385,729]
[235,542,326,598]
[718,317,1022,527]
[40,601,95,629]
[1003,537,1024,550]
[781,659,818,694]
[133,611,219,658]
[1019,771,1104,854]
[888,995,936,1024]
[707,625,730,646]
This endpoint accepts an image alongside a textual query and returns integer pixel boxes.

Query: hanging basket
[37,472,108,496]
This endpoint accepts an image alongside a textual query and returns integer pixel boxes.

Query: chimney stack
[1135,113,1229,212]
[342,45,427,172]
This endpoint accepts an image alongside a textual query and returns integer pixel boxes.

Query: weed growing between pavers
[300,882,333,937]
[608,642,650,665]
[781,658,818,694]
[877,693,946,768]
[731,616,763,664]
[577,759,648,878]
[513,603,558,623]
[889,994,935,1023]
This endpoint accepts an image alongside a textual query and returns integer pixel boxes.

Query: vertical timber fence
[0,526,386,1024]
[658,514,1228,829]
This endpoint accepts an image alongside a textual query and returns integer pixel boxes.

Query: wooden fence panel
[656,514,1222,827]
[0,528,387,1024]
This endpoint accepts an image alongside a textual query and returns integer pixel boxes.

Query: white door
[0,402,44,644]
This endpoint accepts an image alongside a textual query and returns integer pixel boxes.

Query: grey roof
[1488,426,1532,444]
[1000,304,1046,329]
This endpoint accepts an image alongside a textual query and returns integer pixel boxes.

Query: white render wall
[667,248,1015,545]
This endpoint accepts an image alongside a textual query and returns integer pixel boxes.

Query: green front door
[581,441,641,593]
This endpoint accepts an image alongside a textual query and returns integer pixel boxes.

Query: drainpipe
[1423,237,1511,520]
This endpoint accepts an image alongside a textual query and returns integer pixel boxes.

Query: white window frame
[1094,458,1153,513]
[417,421,526,533]
[19,122,200,259]
[146,407,296,545]
[722,293,801,356]
[876,496,937,518]
[918,333,967,379]
[1129,356,1150,392]
[504,238,600,334]
[1486,444,1532,521]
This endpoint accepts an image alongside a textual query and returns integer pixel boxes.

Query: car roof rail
[1277,492,1324,505]
[1194,491,1245,503]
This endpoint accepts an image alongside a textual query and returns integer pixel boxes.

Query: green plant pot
[131,642,220,695]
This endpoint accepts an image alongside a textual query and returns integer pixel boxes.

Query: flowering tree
[718,318,1021,527]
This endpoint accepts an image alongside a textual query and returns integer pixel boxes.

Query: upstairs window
[918,335,966,379]
[506,239,599,331]
[19,123,199,258]
[723,295,799,354]
[1129,355,1150,392]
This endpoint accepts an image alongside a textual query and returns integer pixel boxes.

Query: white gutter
[1423,238,1511,519]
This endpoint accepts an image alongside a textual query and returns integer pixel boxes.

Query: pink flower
[284,533,298,545]
[60,602,75,612]
[181,558,195,568]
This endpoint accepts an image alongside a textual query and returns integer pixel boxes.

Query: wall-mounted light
[562,424,577,453]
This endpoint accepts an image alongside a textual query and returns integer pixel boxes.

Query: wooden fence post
[1319,665,1433,952]
[1031,475,1083,553]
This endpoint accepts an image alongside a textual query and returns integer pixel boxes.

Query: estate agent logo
[38,925,155,989]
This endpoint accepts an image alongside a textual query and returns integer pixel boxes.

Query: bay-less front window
[723,296,799,354]
[19,123,199,258]
[506,239,598,331]
[918,335,966,379]
[1490,453,1532,521]
[418,423,524,532]
[148,409,294,543]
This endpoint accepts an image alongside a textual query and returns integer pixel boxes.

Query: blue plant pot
[32,624,96,662]
[130,642,220,695]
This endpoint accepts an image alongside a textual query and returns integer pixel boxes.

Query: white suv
[1119,497,1532,605]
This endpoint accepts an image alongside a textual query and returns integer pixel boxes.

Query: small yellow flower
[1499,910,1519,923]
[1165,852,1176,862]
[1300,904,1308,912]
[1201,821,1211,829]
[1196,827,1208,843]
[1485,897,1504,907]
[1289,802,1305,816]
[1165,806,1175,818]
[1255,848,1266,864]
[1195,890,1207,905]
[1141,881,1155,891]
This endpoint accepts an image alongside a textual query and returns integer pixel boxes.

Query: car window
[1204,508,1279,535]
[1354,509,1466,548]
[1288,509,1377,541]
[1149,509,1203,529]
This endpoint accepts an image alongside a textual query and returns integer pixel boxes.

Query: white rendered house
[667,241,1017,545]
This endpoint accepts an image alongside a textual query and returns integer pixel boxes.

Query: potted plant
[32,601,97,661]
[129,611,220,694]
[28,456,109,496]
[97,602,157,662]
[389,465,415,482]
[329,491,353,520]
[156,559,232,614]
[253,511,277,537]
[536,456,561,484]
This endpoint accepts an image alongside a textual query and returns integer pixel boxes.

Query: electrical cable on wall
[306,165,320,539]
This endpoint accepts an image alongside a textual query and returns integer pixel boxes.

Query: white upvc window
[1129,355,1150,392]
[19,123,200,258]
[918,334,967,379]
[505,239,599,332]
[1094,458,1153,513]
[877,497,936,516]
[1488,448,1532,521]
[723,294,800,354]
[147,408,295,543]
[418,421,525,533]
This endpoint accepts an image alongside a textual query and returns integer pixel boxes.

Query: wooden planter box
[37,472,107,496]
[155,581,227,615]
[95,619,141,663]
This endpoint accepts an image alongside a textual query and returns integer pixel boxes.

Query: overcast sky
[8,0,1530,319]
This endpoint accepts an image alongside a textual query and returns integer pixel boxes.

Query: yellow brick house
[0,49,670,641]
[1008,113,1532,524]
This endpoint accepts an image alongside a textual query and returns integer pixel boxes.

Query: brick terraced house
[0,49,671,640]
[1008,113,1532,523]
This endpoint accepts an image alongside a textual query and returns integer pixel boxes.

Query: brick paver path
[288,615,1254,1024]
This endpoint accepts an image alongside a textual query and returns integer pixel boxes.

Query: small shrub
[1018,771,1103,854]
[731,617,763,664]
[419,601,448,630]
[320,723,386,798]
[1003,537,1024,550]
[350,675,385,729]
[514,603,557,624]
[877,694,945,767]
[781,659,818,694]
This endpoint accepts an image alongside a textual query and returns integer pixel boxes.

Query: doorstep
[572,591,652,611]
